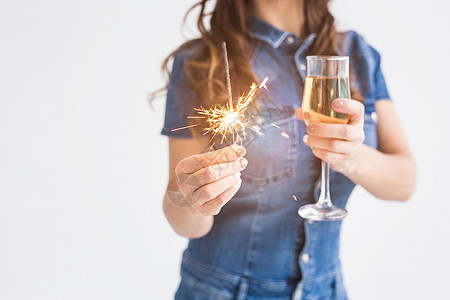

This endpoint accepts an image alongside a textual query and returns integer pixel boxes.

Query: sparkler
[171,42,269,147]
[191,77,269,144]
[170,42,291,148]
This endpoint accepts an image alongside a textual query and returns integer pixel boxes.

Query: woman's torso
[175,17,384,300]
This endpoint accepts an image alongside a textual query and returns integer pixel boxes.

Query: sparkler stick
[222,42,233,108]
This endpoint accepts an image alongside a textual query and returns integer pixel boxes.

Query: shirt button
[300,63,306,71]
[308,219,314,225]
[294,288,303,299]
[371,111,378,122]
[302,253,310,263]
[286,36,295,44]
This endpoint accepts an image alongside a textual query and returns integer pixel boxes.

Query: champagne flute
[298,56,350,221]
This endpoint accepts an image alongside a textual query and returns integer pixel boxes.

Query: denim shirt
[162,17,390,300]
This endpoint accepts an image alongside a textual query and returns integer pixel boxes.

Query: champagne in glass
[298,56,350,221]
[302,76,350,125]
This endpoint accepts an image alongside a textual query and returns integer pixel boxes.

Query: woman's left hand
[295,98,365,175]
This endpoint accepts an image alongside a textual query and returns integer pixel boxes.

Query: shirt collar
[248,16,317,49]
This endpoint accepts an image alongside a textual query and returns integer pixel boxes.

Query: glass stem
[317,160,332,207]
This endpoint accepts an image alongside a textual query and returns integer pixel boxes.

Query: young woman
[158,0,416,299]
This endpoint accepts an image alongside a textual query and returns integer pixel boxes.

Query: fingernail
[333,99,344,108]
[235,146,246,157]
[235,172,241,179]
[303,134,309,144]
[239,158,248,169]
[307,125,315,134]
[238,178,242,185]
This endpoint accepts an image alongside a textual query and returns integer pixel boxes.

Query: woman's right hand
[175,144,248,216]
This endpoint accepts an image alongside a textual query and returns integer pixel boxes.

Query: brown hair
[153,0,360,109]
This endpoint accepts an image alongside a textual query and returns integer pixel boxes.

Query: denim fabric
[163,16,390,300]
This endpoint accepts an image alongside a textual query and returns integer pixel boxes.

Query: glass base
[298,203,348,221]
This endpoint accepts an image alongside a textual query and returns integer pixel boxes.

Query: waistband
[178,252,346,299]
[181,253,297,299]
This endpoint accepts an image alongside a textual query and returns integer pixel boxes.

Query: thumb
[295,107,304,122]
[331,98,364,124]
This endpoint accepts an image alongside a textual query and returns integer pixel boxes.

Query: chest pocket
[240,105,298,187]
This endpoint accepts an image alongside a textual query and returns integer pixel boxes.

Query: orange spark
[270,123,280,128]
[171,124,197,132]
[259,77,269,91]
[281,132,290,138]
[207,142,216,152]
[293,195,298,201]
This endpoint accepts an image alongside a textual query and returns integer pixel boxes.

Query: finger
[311,148,347,165]
[331,98,365,124]
[177,144,246,174]
[295,107,304,122]
[192,173,240,205]
[185,157,248,186]
[303,134,355,154]
[198,180,241,215]
[306,123,362,141]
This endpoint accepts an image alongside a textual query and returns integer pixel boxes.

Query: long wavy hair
[153,0,360,117]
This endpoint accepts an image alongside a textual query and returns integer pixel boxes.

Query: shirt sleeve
[344,31,391,107]
[160,51,196,138]
[368,45,391,101]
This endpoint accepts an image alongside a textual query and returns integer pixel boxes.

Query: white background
[1,0,449,299]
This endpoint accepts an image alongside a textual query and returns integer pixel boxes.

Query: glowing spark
[252,125,264,136]
[259,77,269,90]
[171,124,197,132]
[207,142,216,152]
[293,195,298,201]
[270,123,280,128]
[281,132,290,138]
